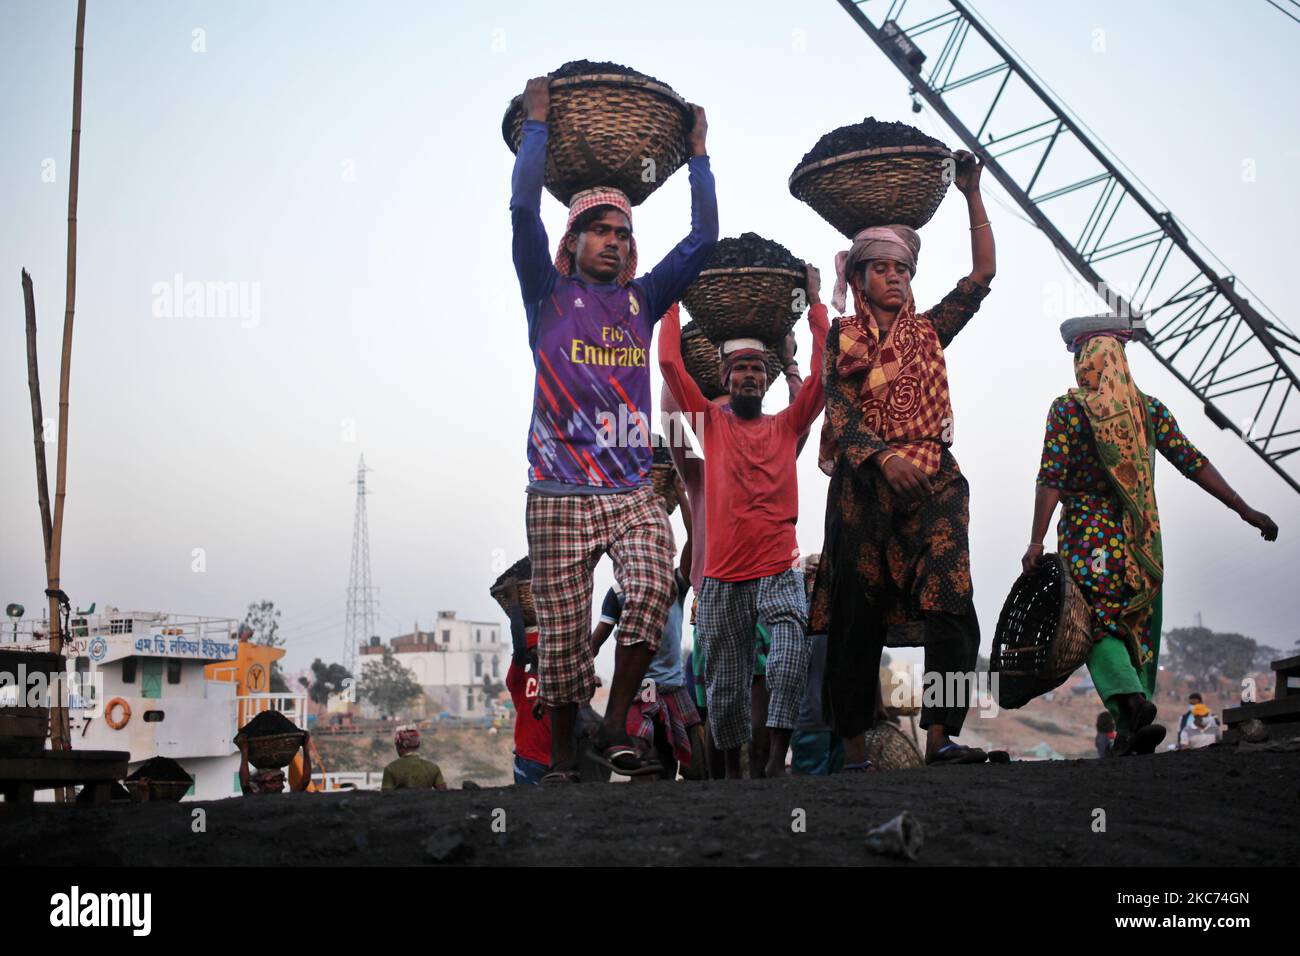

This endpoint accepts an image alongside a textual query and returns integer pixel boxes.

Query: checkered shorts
[697,570,810,750]
[526,486,675,706]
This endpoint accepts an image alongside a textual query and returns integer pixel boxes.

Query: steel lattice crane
[837,0,1300,494]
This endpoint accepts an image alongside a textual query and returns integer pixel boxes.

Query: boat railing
[311,770,383,792]
[1,610,238,647]
[236,693,310,730]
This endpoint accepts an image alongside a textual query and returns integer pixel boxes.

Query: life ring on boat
[105,697,131,730]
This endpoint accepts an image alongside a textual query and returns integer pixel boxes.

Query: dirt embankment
[312,726,516,787]
[4,737,1296,867]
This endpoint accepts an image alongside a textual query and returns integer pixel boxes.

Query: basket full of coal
[681,233,805,345]
[790,117,953,236]
[502,60,693,206]
[235,709,306,770]
[125,756,194,803]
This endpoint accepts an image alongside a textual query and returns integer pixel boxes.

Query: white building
[360,610,507,717]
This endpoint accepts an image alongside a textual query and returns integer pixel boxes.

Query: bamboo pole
[46,0,88,795]
[22,270,54,566]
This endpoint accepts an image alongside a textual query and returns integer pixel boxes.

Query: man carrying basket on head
[1024,318,1277,755]
[510,76,717,782]
[658,264,828,779]
[809,151,995,768]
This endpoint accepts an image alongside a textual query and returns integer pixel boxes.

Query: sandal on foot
[927,743,988,765]
[540,769,582,785]
[588,732,662,777]
[842,760,876,773]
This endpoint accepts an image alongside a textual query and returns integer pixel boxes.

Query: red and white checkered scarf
[554,187,638,286]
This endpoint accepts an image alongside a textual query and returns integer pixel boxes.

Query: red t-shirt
[659,303,829,581]
[506,660,551,765]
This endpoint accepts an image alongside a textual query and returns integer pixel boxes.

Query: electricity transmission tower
[837,0,1300,494]
[343,455,377,678]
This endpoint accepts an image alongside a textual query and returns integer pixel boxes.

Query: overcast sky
[3,0,1298,679]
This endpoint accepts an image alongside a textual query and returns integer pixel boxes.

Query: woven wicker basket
[990,553,1093,710]
[490,575,538,629]
[240,731,306,770]
[789,144,953,238]
[682,267,805,345]
[681,321,784,399]
[863,720,925,770]
[128,778,192,803]
[502,72,692,206]
[650,463,679,515]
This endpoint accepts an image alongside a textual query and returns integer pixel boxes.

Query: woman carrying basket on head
[1024,318,1278,756]
[809,150,995,768]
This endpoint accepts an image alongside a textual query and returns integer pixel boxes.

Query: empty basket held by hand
[990,553,1092,710]
[490,557,538,629]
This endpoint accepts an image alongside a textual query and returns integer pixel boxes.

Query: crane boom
[837,0,1300,494]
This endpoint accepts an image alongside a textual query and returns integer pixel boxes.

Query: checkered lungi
[525,486,674,706]
[697,570,810,750]
[626,684,701,766]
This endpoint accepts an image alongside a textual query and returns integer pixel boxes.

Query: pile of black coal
[703,233,803,271]
[237,709,300,740]
[493,556,532,590]
[550,60,660,84]
[798,117,948,166]
[125,756,192,783]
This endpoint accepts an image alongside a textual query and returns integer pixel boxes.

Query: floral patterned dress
[1035,394,1207,661]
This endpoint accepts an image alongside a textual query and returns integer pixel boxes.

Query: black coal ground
[4,741,1296,866]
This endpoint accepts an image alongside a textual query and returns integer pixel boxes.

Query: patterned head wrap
[719,338,767,387]
[832,225,921,313]
[1071,335,1164,667]
[555,187,637,286]
[1060,314,1143,353]
[394,725,421,751]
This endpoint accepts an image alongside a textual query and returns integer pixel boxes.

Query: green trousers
[1086,590,1162,736]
